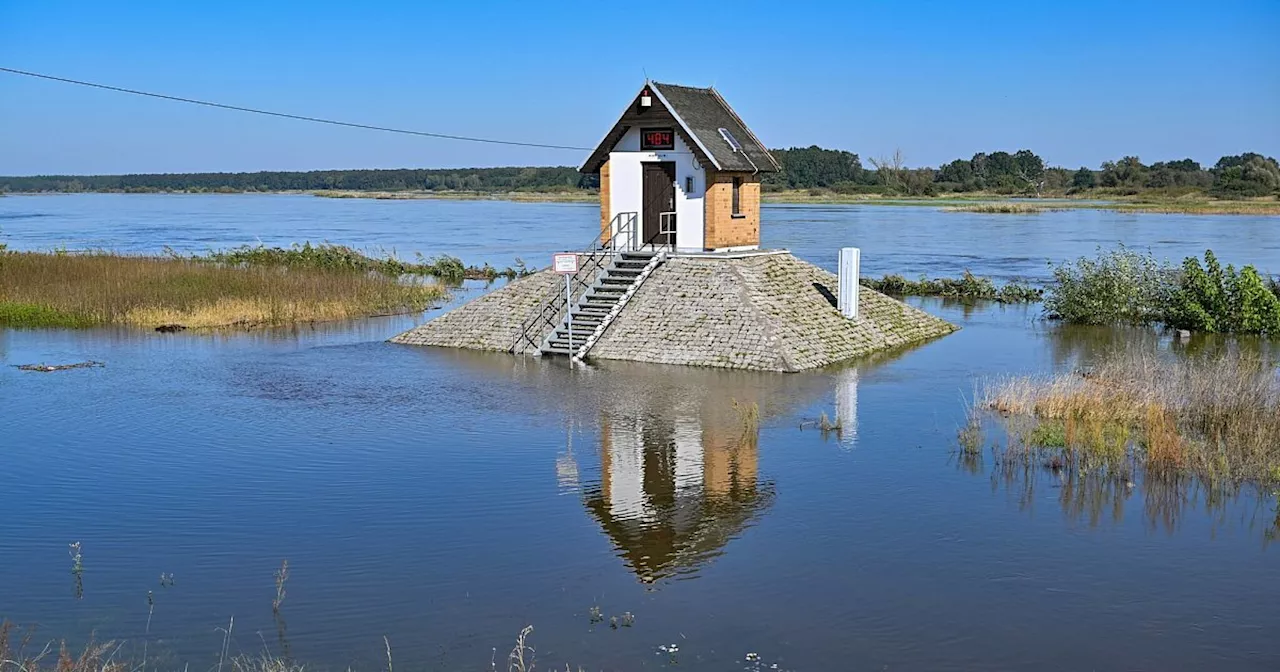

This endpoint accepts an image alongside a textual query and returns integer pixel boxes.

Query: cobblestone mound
[390,271,559,354]
[589,254,957,371]
[391,253,958,371]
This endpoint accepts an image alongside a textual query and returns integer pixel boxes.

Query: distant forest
[764,147,1280,199]
[3,148,1277,199]
[0,166,597,194]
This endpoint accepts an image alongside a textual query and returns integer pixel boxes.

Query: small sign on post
[553,253,579,275]
[553,253,579,354]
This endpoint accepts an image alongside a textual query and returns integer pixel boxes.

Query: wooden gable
[580,87,714,174]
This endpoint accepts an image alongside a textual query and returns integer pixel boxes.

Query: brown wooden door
[642,162,676,247]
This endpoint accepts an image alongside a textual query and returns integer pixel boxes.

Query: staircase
[540,250,658,356]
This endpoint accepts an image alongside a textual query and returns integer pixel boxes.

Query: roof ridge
[707,87,782,172]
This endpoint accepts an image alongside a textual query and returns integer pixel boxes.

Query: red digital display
[641,128,675,151]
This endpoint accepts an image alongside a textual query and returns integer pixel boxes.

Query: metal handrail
[659,211,676,236]
[511,212,639,354]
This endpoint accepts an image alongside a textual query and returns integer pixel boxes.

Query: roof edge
[708,87,781,172]
[648,82,723,171]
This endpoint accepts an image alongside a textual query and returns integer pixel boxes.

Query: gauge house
[392,82,958,371]
[580,81,780,253]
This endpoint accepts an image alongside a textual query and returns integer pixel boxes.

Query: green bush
[1043,246,1170,325]
[1167,251,1280,334]
[1046,247,1280,335]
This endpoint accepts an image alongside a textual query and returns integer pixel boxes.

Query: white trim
[649,82,723,171]
[677,248,785,259]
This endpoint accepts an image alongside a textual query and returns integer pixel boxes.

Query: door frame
[641,161,677,249]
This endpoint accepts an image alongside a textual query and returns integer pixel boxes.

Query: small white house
[581,82,780,253]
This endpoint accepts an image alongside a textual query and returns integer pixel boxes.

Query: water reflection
[580,395,772,583]
[978,444,1280,543]
[833,365,859,448]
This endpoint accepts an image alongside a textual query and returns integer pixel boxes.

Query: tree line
[764,147,1280,198]
[0,166,598,194]
[2,148,1276,199]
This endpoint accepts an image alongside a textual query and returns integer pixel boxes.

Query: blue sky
[1,0,1277,175]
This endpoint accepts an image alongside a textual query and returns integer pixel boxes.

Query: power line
[0,66,593,151]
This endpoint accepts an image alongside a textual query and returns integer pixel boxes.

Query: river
[1,194,1278,671]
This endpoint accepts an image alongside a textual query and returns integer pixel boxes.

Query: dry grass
[0,251,445,330]
[0,621,127,672]
[1111,197,1280,215]
[980,347,1280,484]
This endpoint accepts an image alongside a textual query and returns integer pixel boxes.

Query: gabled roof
[580,81,780,174]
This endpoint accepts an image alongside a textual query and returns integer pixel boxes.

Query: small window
[685,176,694,194]
[732,177,742,216]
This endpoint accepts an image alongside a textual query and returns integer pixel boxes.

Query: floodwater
[2,194,1279,670]
[4,193,1280,280]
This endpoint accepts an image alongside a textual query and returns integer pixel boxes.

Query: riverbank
[306,188,1280,215]
[0,250,446,330]
[8,188,1278,214]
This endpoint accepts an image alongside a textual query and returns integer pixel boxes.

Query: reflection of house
[582,406,772,583]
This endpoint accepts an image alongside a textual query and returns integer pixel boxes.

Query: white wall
[608,127,705,252]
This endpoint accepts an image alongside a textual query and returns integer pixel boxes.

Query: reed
[0,251,445,330]
[978,347,1280,484]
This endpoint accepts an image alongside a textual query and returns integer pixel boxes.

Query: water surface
[2,195,1279,670]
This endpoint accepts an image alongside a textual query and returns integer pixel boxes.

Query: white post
[565,273,573,352]
[838,247,861,319]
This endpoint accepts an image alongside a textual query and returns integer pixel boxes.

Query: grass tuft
[0,251,446,330]
[978,347,1280,484]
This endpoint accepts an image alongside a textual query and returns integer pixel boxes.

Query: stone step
[541,345,571,356]
[545,339,582,351]
[578,298,619,309]
[599,276,636,285]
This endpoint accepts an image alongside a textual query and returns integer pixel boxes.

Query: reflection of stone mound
[393,252,957,371]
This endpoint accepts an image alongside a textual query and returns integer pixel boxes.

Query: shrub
[1166,250,1280,335]
[862,271,1042,303]
[1043,246,1170,325]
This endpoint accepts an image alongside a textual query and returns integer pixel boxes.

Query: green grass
[194,242,529,282]
[1027,420,1067,447]
[863,271,1043,303]
[0,302,95,328]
